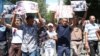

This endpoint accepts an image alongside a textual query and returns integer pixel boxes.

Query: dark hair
[26,13,35,20]
[15,14,22,22]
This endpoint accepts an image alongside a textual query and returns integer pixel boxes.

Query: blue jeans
[22,49,40,56]
[57,46,70,56]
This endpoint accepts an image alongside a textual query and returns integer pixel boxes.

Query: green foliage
[63,0,71,5]
[9,0,20,4]
[45,11,52,22]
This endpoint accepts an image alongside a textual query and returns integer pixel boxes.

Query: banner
[55,5,73,18]
[71,1,87,11]
[16,1,38,14]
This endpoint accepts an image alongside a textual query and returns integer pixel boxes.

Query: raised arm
[3,11,17,29]
[37,10,44,27]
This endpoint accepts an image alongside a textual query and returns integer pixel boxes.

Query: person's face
[90,16,95,23]
[58,19,62,24]
[15,19,21,26]
[48,26,54,32]
[61,18,68,26]
[26,19,34,26]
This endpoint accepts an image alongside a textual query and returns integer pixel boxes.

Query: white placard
[3,5,16,14]
[71,1,87,11]
[55,5,74,18]
[16,1,38,14]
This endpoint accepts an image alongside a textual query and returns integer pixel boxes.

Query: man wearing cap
[44,23,57,56]
[56,18,72,56]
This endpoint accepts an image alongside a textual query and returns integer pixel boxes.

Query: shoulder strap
[62,26,70,36]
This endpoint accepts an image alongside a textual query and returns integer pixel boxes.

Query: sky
[46,0,64,12]
[46,0,58,6]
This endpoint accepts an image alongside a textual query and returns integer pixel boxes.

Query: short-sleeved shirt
[21,24,38,53]
[84,23,99,41]
[11,27,23,43]
[71,27,82,41]
[44,30,57,48]
[57,24,71,46]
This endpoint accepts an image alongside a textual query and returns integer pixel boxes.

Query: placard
[16,1,38,14]
[71,1,87,11]
[55,5,74,18]
[3,5,16,14]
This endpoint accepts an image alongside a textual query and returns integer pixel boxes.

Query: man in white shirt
[44,23,58,56]
[84,15,100,56]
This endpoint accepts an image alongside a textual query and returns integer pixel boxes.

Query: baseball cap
[47,23,54,27]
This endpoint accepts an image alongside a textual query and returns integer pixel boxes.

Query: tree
[63,0,71,5]
[8,0,20,4]
[45,11,52,22]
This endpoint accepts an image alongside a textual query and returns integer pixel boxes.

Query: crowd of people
[0,7,100,56]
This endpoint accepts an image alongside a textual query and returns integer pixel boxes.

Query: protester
[71,18,82,56]
[44,23,57,56]
[38,25,47,56]
[96,27,100,56]
[0,16,8,56]
[56,18,72,56]
[84,15,100,56]
[37,18,47,56]
[6,12,23,56]
[20,12,43,56]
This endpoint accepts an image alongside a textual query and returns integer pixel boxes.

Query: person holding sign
[56,18,72,56]
[1,10,23,56]
[15,1,43,56]
[0,16,8,56]
[20,11,43,56]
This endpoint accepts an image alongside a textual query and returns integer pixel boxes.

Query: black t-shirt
[0,25,7,41]
[56,24,72,47]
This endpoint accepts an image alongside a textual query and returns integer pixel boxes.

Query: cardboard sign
[3,5,16,14]
[55,5,73,18]
[16,1,38,14]
[71,1,87,11]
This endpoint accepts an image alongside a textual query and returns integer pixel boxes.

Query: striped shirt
[84,23,99,41]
